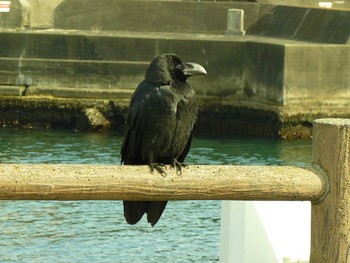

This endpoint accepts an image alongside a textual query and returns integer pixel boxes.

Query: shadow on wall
[248,5,350,44]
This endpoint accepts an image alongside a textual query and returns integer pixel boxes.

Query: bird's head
[145,54,207,85]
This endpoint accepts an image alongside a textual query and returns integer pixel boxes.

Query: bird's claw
[170,159,188,175]
[149,163,167,178]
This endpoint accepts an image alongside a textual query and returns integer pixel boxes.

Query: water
[0,129,312,262]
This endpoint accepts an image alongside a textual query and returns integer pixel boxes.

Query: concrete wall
[1,1,349,106]
[0,31,245,100]
[0,0,30,28]
[257,0,350,8]
[0,30,348,108]
[284,45,350,106]
[53,1,350,44]
[0,0,62,28]
[3,1,349,44]
[248,6,350,44]
[243,41,285,105]
[26,0,63,27]
[53,1,273,35]
[0,1,349,137]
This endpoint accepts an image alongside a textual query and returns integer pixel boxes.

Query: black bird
[120,54,207,226]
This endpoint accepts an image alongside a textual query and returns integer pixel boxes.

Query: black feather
[121,54,206,226]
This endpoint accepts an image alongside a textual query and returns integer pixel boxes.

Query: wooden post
[310,119,350,262]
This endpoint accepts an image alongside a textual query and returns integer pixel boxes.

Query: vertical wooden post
[310,119,350,262]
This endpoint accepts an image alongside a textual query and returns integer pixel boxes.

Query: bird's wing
[177,128,195,163]
[121,81,162,164]
[121,92,145,164]
[121,82,170,226]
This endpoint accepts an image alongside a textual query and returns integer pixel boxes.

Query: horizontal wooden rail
[0,164,325,201]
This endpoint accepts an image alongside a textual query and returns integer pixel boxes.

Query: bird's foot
[149,162,167,178]
[170,159,188,175]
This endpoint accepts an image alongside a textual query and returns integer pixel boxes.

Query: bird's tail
[123,201,168,226]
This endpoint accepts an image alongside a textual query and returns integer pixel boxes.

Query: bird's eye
[176,64,182,70]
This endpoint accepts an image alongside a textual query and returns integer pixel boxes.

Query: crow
[120,54,207,226]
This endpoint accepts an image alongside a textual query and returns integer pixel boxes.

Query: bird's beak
[182,62,207,76]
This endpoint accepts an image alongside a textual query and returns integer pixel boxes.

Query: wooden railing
[0,118,349,263]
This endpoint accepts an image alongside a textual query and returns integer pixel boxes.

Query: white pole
[220,201,311,263]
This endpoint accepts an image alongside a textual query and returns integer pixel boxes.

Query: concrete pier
[0,1,349,138]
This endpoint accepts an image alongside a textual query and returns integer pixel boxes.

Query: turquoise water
[0,129,312,262]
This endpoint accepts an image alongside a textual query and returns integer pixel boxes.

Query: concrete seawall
[0,1,349,138]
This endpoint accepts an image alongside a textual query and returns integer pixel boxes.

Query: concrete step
[0,31,160,61]
[0,56,148,90]
[0,85,134,99]
[0,30,349,108]
[0,31,246,100]
[3,1,349,44]
[54,1,350,44]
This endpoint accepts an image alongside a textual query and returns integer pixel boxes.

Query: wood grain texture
[311,118,350,263]
[0,164,324,201]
